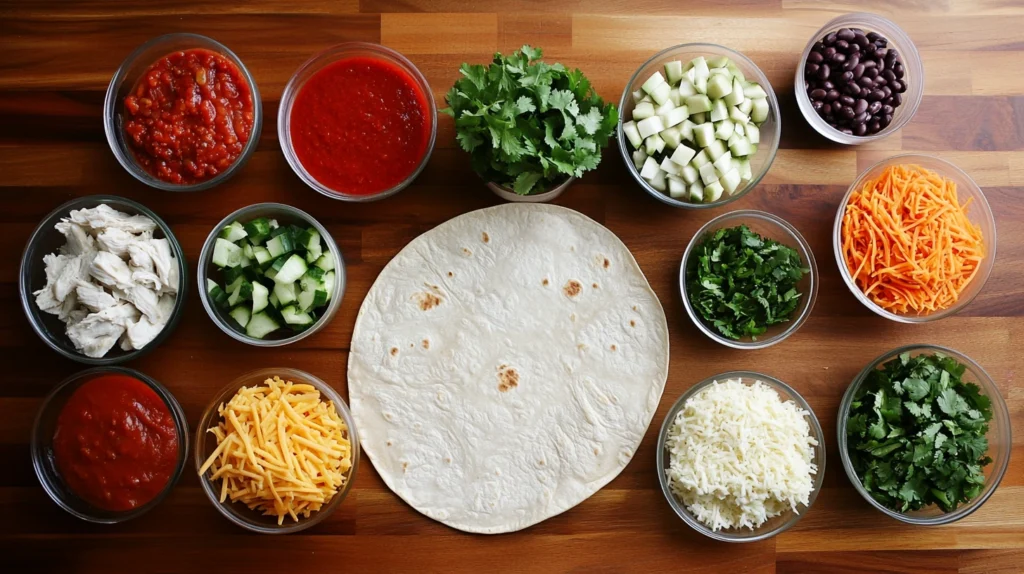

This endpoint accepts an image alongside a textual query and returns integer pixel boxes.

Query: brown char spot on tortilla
[610,344,617,351]
[497,365,519,392]
[563,280,582,298]
[402,462,409,472]
[592,282,598,289]
[630,320,636,327]
[415,291,442,311]
[447,271,453,277]
[390,347,399,356]
[462,247,472,256]
[604,258,610,269]
[542,278,549,286]
[387,440,393,447]
[422,339,430,349]
[482,232,490,243]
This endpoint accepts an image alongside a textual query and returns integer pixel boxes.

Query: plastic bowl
[194,368,359,534]
[618,43,781,209]
[31,367,189,523]
[278,42,437,202]
[103,33,262,191]
[197,203,345,347]
[795,13,923,144]
[657,371,825,542]
[680,209,818,349]
[19,195,188,365]
[833,154,996,322]
[838,344,1011,525]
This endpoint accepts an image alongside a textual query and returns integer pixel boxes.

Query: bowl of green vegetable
[680,210,817,349]
[197,203,345,347]
[443,45,618,201]
[839,345,1011,525]
[618,44,780,208]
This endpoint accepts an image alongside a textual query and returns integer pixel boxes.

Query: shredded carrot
[840,163,985,315]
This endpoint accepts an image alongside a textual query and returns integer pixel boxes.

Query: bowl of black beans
[795,13,923,143]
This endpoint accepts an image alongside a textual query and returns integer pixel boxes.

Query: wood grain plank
[380,13,498,55]
[777,550,960,574]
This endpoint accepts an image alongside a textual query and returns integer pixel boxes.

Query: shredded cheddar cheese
[199,376,353,524]
[841,163,985,315]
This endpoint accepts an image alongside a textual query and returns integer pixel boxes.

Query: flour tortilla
[348,204,669,534]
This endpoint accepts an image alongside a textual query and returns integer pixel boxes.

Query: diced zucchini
[639,156,660,179]
[297,288,328,312]
[746,123,761,145]
[659,157,681,177]
[274,282,298,306]
[631,89,645,103]
[324,271,336,301]
[685,95,712,114]
[644,133,665,155]
[693,123,715,148]
[642,71,666,95]
[706,139,728,161]
[706,74,732,100]
[724,77,745,107]
[679,119,696,142]
[670,144,697,167]
[729,137,754,158]
[660,126,682,149]
[265,233,294,259]
[253,246,273,265]
[281,305,315,326]
[245,312,280,339]
[268,291,280,308]
[690,149,711,169]
[632,148,649,170]
[667,87,682,107]
[691,112,707,124]
[721,169,743,195]
[690,56,710,81]
[729,105,749,125]
[648,169,667,192]
[655,98,675,117]
[664,60,684,84]
[680,164,700,185]
[229,306,251,329]
[251,282,269,314]
[206,278,229,309]
[704,181,725,202]
[713,151,733,175]
[743,83,768,99]
[706,55,729,69]
[649,82,671,105]
[676,80,698,98]
[738,98,753,115]
[662,106,689,129]
[243,218,272,243]
[273,254,308,285]
[688,182,704,202]
[302,229,323,261]
[223,266,245,285]
[709,99,728,122]
[668,176,687,199]
[212,238,243,268]
[739,158,753,181]
[637,116,665,140]
[623,121,643,148]
[750,98,769,124]
[220,221,248,242]
[699,162,719,186]
[715,119,735,140]
[632,102,655,120]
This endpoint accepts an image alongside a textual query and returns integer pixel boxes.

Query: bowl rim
[617,42,781,210]
[193,367,360,534]
[31,366,190,523]
[18,194,189,365]
[656,370,825,542]
[197,202,346,347]
[679,209,818,349]
[836,344,1012,525]
[832,153,997,323]
[277,41,437,203]
[793,12,924,144]
[103,32,263,192]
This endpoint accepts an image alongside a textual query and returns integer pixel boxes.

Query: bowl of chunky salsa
[104,33,261,191]
[279,43,436,201]
[31,367,188,523]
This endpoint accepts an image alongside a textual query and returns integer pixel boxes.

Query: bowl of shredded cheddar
[195,368,358,534]
[833,154,996,323]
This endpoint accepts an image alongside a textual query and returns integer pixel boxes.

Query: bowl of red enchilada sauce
[31,368,188,523]
[279,43,437,201]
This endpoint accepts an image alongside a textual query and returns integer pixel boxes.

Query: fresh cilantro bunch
[442,45,618,195]
[846,352,993,513]
[686,225,807,340]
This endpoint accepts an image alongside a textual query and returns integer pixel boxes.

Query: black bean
[869,120,880,132]
[869,89,885,101]
[845,83,861,96]
[825,81,837,91]
[840,95,855,106]
[845,54,860,70]
[825,32,838,44]
[863,60,876,69]
[853,63,865,78]
[874,48,887,61]
[841,127,854,135]
[883,69,896,83]
[822,103,832,115]
[869,101,883,114]
[814,41,826,52]
[854,99,868,114]
[836,39,850,51]
[826,89,840,101]
[858,76,875,87]
[875,38,888,48]
[855,122,868,135]
[842,106,856,119]
[881,86,892,98]
[854,111,869,124]
[893,62,904,78]
[833,52,847,64]
[806,62,820,76]
[881,104,893,115]
[812,100,824,111]
[818,64,830,80]
[885,49,897,63]
[856,34,871,49]
[841,70,855,84]
[892,92,902,105]
[867,31,881,41]
[810,88,826,100]
[837,28,853,41]
[808,51,824,63]
[864,67,878,79]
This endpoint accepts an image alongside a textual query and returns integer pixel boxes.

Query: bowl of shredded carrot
[834,154,995,322]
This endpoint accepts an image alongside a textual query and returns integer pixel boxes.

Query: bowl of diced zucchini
[198,203,344,346]
[618,44,781,209]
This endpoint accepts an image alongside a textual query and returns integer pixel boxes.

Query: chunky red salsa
[53,374,179,512]
[124,48,255,185]
[290,56,430,196]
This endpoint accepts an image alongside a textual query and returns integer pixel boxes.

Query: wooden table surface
[2,1,1022,572]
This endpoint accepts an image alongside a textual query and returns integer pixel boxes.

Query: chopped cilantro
[442,46,617,196]
[686,225,807,340]
[846,352,993,513]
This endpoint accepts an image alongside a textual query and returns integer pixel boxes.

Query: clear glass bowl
[656,371,825,542]
[795,13,923,144]
[31,367,189,523]
[680,209,818,349]
[486,177,575,203]
[103,33,262,191]
[618,43,781,209]
[278,42,437,202]
[18,195,188,365]
[833,154,996,322]
[194,367,359,534]
[197,203,346,347]
[838,345,1011,525]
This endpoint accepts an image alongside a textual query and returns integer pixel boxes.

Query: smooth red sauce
[123,48,255,185]
[289,56,430,196]
[53,375,179,512]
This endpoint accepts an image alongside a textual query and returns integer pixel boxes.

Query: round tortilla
[348,204,669,534]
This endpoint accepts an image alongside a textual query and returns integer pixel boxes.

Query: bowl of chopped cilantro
[839,345,1011,525]
[680,210,817,349]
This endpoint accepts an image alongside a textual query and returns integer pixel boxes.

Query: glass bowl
[197,203,345,347]
[833,154,996,323]
[194,367,359,534]
[795,13,923,144]
[18,195,188,365]
[31,367,189,523]
[656,371,825,542]
[278,42,437,202]
[838,344,1011,525]
[680,209,818,349]
[103,33,262,191]
[618,43,781,209]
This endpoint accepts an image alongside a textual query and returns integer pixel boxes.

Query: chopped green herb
[846,352,993,513]
[686,225,807,340]
[442,45,617,196]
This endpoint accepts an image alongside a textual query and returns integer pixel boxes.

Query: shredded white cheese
[664,378,818,531]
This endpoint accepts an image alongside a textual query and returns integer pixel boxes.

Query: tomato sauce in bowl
[279,43,437,201]
[123,48,255,185]
[52,374,180,512]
